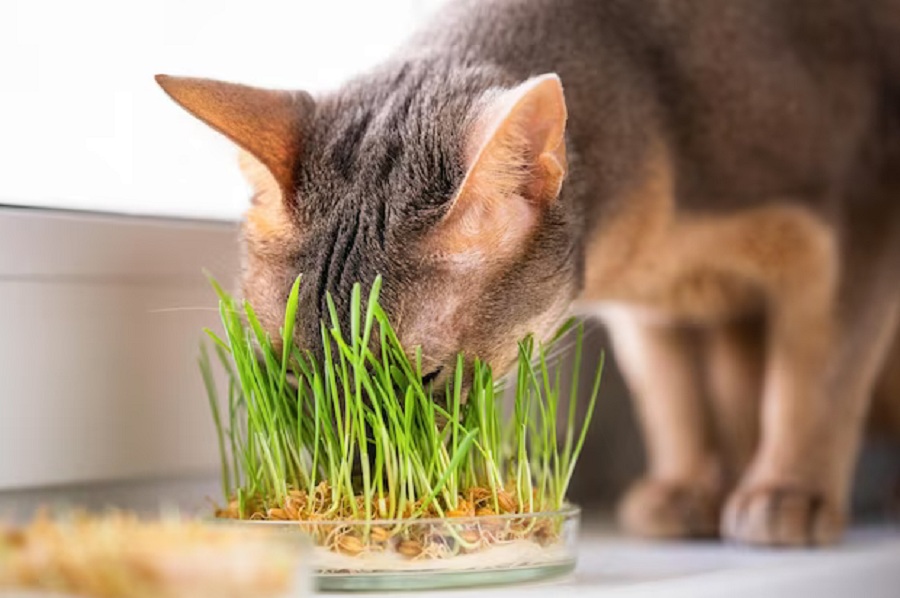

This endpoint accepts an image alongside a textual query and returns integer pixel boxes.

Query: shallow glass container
[235,506,580,591]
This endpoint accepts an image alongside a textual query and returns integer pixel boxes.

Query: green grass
[199,275,603,522]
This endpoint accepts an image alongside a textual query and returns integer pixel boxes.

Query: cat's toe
[617,478,722,539]
[722,485,845,546]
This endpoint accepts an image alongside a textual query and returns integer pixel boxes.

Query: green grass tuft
[200,275,603,521]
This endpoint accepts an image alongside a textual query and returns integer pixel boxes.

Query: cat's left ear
[154,75,311,201]
[435,74,567,261]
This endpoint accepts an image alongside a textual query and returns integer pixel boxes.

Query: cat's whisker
[148,307,221,314]
[528,320,600,369]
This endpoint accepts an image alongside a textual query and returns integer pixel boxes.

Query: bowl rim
[214,504,580,527]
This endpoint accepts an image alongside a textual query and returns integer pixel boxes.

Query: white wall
[0,0,443,221]
[0,209,238,488]
[0,0,448,489]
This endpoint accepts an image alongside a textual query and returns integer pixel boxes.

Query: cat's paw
[617,478,722,539]
[722,485,845,546]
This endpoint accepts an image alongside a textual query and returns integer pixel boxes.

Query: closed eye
[422,367,443,386]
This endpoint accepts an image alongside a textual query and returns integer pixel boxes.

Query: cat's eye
[422,367,443,386]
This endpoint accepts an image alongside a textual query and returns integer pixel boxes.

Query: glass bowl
[227,506,579,591]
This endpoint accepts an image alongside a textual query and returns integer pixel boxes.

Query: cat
[156,0,900,546]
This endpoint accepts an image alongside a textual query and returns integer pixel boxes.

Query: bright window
[0,0,442,221]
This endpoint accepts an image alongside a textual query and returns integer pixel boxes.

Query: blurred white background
[0,0,444,490]
[0,0,443,220]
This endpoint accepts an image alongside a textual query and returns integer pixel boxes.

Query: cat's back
[409,0,882,74]
[409,0,886,143]
[403,0,615,76]
[407,0,890,210]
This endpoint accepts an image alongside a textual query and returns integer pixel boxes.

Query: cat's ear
[434,74,567,263]
[154,75,311,199]
[465,74,568,204]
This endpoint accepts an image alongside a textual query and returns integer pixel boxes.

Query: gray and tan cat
[157,0,900,546]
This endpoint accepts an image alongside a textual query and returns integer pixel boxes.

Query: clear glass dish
[226,506,579,591]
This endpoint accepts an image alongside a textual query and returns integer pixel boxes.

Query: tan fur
[236,153,301,339]
[239,151,297,244]
[607,312,723,538]
[704,317,764,479]
[580,144,837,322]
[575,142,896,545]
[872,331,900,436]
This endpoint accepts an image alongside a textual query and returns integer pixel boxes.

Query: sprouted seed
[200,275,603,561]
[0,511,301,598]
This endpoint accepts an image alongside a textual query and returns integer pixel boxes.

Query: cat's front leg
[704,316,764,484]
[604,309,723,538]
[723,255,900,546]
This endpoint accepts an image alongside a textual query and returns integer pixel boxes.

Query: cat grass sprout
[200,275,602,564]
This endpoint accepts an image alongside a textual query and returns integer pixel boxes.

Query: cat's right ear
[431,74,568,264]
[154,75,312,203]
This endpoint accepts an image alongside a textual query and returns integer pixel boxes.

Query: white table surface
[377,525,900,598]
[2,475,899,598]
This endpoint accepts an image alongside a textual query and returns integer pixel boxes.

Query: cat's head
[156,67,579,384]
